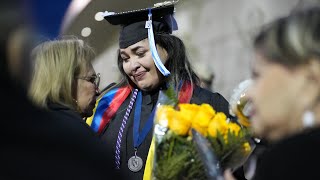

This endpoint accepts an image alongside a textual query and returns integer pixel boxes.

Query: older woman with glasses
[28,37,100,125]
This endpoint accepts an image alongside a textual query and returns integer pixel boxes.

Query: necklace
[128,90,156,172]
[128,148,143,172]
[113,82,192,171]
[114,89,138,170]
[114,89,156,172]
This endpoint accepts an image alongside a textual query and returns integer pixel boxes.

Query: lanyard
[133,91,156,148]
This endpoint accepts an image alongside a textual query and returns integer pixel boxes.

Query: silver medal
[128,155,143,172]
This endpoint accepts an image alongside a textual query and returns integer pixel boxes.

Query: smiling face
[247,52,310,141]
[120,38,168,91]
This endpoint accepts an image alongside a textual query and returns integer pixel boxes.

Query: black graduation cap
[104,1,178,49]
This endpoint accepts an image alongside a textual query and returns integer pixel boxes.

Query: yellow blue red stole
[87,81,193,135]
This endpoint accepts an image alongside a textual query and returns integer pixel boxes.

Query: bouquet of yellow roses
[151,89,254,180]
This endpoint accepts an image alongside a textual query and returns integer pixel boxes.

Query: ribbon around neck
[133,90,157,148]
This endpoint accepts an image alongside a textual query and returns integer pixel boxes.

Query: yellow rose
[168,110,191,136]
[178,104,199,123]
[190,122,208,137]
[207,112,228,137]
[193,104,216,128]
[228,122,241,136]
[200,104,216,116]
[178,103,200,112]
[212,112,227,122]
[242,142,251,155]
[155,105,176,127]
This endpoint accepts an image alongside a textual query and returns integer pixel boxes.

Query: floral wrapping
[151,89,255,180]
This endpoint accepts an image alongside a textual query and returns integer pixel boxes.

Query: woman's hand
[224,169,237,180]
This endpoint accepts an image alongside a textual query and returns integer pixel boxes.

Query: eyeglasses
[76,73,100,87]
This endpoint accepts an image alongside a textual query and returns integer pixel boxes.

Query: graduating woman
[88,2,232,179]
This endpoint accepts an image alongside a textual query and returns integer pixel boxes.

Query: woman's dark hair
[116,33,200,90]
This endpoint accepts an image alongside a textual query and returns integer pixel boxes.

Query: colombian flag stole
[87,81,193,135]
[88,86,131,134]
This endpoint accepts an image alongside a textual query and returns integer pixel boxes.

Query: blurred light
[61,0,91,34]
[95,12,105,21]
[81,27,91,37]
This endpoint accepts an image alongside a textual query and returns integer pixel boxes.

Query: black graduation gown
[100,85,231,180]
[252,127,320,180]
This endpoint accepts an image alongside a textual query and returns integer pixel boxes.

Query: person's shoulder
[98,82,118,98]
[48,102,82,120]
[193,85,228,102]
[260,128,320,168]
[272,127,320,152]
[192,85,230,115]
[255,129,320,180]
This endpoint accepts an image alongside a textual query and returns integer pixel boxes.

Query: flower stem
[168,136,175,158]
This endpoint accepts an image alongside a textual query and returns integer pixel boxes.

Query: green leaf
[161,85,179,107]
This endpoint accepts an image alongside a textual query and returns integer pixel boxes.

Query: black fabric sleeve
[191,86,231,117]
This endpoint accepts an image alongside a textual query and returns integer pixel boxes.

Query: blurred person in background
[224,6,320,180]
[193,62,215,91]
[7,0,72,89]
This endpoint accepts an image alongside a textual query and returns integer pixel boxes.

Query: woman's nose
[130,60,141,71]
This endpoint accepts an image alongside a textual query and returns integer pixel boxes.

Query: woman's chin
[136,83,154,91]
[82,110,93,118]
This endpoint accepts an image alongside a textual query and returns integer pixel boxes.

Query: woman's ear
[295,59,320,109]
[303,58,320,108]
[307,58,320,84]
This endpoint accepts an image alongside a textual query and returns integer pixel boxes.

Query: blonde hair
[254,7,320,68]
[28,36,95,109]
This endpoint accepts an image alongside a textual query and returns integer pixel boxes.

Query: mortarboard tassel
[145,8,171,76]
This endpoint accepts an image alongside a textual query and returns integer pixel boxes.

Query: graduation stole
[87,81,193,135]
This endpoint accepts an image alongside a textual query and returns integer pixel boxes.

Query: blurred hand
[224,169,237,180]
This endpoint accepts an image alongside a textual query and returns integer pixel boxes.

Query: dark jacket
[1,83,119,179]
[47,102,98,137]
[252,127,320,180]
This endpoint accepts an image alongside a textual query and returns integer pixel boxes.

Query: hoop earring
[302,110,315,128]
